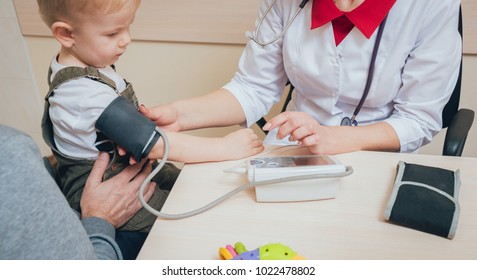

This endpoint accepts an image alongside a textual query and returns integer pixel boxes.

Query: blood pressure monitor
[247,155,346,182]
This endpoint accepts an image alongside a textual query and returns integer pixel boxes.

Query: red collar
[311,0,396,40]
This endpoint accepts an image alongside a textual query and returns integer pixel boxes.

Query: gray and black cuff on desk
[96,96,160,161]
[384,161,460,239]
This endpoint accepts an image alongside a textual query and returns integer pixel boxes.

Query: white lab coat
[224,0,461,152]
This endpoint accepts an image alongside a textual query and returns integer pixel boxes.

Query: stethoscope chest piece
[340,117,358,127]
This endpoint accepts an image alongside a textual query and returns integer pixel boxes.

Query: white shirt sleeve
[382,1,461,152]
[224,0,290,128]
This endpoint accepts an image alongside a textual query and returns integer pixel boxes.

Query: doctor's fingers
[274,112,318,140]
[139,104,180,129]
[262,111,297,131]
[289,125,321,144]
[301,126,336,155]
[139,104,160,122]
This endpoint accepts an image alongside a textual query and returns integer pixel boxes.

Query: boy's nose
[119,31,131,47]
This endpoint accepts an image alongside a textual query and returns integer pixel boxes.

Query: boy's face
[68,1,138,68]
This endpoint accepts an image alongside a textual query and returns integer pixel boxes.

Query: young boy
[37,0,264,258]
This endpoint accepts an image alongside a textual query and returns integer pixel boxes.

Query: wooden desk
[137,146,477,260]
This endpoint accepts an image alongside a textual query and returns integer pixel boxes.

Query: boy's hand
[222,128,264,160]
[117,146,138,164]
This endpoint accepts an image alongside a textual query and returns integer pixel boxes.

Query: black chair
[440,6,474,156]
[256,6,474,157]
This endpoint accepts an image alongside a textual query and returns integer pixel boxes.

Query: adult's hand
[264,111,400,155]
[80,152,156,228]
[139,89,247,132]
[139,104,181,132]
[263,111,336,154]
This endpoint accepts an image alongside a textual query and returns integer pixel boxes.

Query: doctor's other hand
[263,111,337,155]
[80,152,156,228]
[139,103,181,132]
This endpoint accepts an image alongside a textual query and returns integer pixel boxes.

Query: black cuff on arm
[96,96,160,161]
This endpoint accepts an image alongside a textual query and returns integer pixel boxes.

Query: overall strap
[42,66,118,153]
[46,66,118,99]
[119,82,139,108]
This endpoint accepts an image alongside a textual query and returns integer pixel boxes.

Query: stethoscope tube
[341,15,388,127]
[248,0,310,47]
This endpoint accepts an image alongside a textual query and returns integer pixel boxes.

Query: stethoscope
[248,0,388,127]
[247,0,310,47]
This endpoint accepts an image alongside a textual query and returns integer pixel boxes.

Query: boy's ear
[51,22,75,48]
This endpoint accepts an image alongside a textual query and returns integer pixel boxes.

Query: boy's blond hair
[37,0,141,27]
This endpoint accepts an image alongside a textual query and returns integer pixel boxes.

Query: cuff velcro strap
[384,161,460,239]
[96,96,159,161]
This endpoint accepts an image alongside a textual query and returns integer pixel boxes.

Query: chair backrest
[441,5,463,129]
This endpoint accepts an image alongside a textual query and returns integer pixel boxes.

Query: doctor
[140,0,461,155]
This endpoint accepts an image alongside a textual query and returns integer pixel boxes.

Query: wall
[0,0,43,150]
[2,0,477,157]
[12,0,477,53]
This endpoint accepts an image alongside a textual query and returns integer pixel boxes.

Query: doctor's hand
[263,111,339,155]
[80,152,156,228]
[118,104,181,164]
[139,104,181,132]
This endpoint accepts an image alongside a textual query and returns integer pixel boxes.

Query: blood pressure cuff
[96,96,160,161]
[384,161,460,239]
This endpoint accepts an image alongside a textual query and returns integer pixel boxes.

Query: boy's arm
[148,129,264,163]
[99,96,262,163]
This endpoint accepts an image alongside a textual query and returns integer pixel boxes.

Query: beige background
[2,0,477,157]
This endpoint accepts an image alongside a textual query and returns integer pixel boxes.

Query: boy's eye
[107,32,118,37]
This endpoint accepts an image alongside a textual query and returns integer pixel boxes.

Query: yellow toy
[219,242,305,260]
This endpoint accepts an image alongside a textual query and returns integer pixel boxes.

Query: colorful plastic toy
[219,242,305,260]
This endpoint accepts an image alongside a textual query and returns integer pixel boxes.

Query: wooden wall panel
[462,0,477,54]
[13,0,477,53]
[13,0,260,45]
